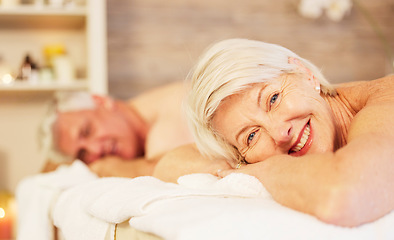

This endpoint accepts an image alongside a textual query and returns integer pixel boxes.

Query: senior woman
[178,38,394,227]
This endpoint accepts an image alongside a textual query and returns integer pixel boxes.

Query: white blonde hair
[38,91,96,163]
[185,38,335,167]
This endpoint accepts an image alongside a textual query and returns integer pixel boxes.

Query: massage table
[105,222,162,240]
[17,161,394,240]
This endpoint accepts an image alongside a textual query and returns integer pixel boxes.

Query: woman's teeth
[291,124,310,152]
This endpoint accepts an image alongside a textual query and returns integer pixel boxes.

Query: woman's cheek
[246,143,272,164]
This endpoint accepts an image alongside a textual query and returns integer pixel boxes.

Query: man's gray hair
[38,91,96,163]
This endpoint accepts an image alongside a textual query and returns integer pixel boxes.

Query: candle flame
[0,207,5,218]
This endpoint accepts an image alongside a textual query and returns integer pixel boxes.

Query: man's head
[40,92,144,164]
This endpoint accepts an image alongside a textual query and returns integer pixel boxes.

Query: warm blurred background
[0,0,392,238]
[106,0,394,98]
[0,0,393,206]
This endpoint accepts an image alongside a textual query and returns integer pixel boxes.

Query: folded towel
[16,178,56,240]
[177,173,269,197]
[16,161,97,240]
[51,173,394,240]
[80,173,266,224]
[129,174,394,240]
[52,182,111,240]
[50,173,266,239]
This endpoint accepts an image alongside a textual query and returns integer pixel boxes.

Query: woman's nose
[270,122,293,146]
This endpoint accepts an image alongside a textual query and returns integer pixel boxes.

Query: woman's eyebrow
[257,83,269,108]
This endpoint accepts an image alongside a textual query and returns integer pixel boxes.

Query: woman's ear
[288,57,320,91]
[92,95,115,110]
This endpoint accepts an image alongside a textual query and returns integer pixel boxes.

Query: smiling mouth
[288,121,312,155]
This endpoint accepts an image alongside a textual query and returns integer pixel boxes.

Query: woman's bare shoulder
[345,75,394,140]
[336,75,394,107]
[366,75,394,104]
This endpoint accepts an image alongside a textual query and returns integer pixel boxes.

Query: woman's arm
[153,144,231,183]
[219,98,394,227]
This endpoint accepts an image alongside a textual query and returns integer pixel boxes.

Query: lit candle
[0,191,14,240]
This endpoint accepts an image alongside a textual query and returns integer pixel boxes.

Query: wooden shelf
[0,5,86,15]
[0,80,88,92]
[0,0,107,94]
[0,5,87,29]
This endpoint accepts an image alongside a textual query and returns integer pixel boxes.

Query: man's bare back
[129,81,195,160]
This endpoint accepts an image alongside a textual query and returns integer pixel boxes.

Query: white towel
[128,174,394,240]
[177,173,268,197]
[130,194,394,240]
[50,173,266,240]
[51,173,394,240]
[81,173,266,224]
[16,161,97,240]
[52,181,111,240]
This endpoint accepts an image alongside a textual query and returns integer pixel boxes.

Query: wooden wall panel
[107,0,394,99]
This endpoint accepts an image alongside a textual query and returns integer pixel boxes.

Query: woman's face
[54,106,143,164]
[211,74,337,164]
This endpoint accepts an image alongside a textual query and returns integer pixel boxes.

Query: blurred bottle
[43,44,65,68]
[43,44,75,83]
[39,66,53,83]
[52,54,75,83]
[17,54,39,83]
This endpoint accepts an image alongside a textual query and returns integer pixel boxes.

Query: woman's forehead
[221,82,267,103]
[212,89,255,126]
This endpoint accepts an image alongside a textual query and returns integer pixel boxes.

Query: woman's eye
[270,93,279,105]
[247,132,256,145]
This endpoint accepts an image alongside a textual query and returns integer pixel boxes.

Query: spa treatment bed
[17,161,394,240]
